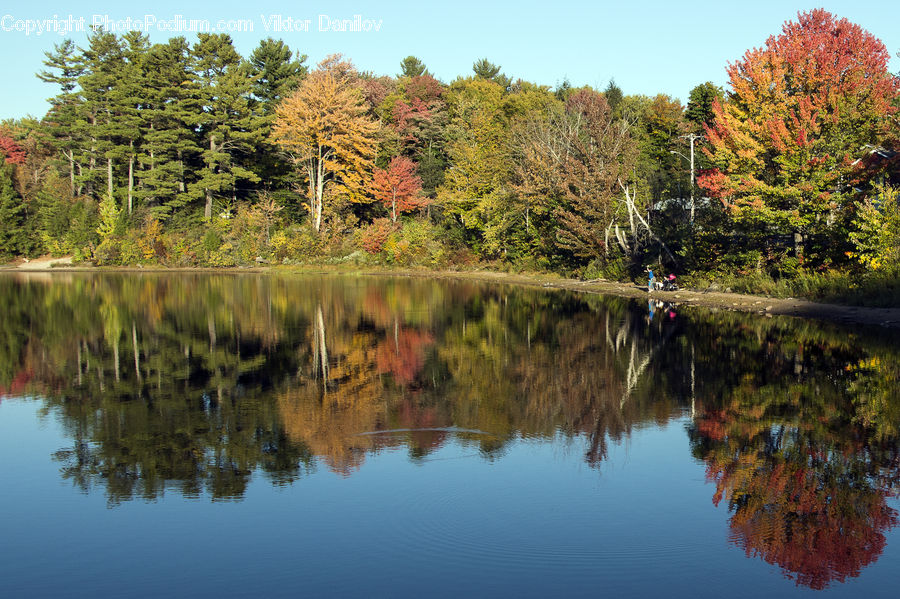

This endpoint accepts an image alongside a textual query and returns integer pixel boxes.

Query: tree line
[1,9,898,291]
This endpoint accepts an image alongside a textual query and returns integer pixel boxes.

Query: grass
[683,268,900,308]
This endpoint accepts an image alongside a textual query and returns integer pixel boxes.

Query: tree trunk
[107,157,114,205]
[315,153,325,233]
[204,188,213,220]
[178,151,185,193]
[127,143,134,216]
[67,150,75,195]
[205,137,216,219]
[619,181,677,264]
[76,162,84,196]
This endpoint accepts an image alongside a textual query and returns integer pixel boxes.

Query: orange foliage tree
[272,56,378,233]
[699,9,899,266]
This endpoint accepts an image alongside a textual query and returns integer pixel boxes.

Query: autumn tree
[372,156,425,222]
[0,131,27,166]
[557,90,639,260]
[699,9,900,269]
[509,113,567,259]
[437,77,513,254]
[383,73,448,196]
[272,56,379,233]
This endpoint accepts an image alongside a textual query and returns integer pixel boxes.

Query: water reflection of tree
[687,314,900,589]
[1,274,688,497]
[2,265,899,574]
[1,274,317,504]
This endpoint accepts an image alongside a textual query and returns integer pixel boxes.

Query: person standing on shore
[647,268,655,292]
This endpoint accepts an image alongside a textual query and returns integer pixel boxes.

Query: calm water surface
[0,273,898,597]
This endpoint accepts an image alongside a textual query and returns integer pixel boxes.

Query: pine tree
[399,56,429,78]
[249,38,307,111]
[472,58,510,90]
[247,39,308,210]
[136,37,200,221]
[78,30,126,203]
[107,31,149,217]
[0,164,25,258]
[37,39,86,195]
[189,33,265,220]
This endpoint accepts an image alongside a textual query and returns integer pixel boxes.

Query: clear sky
[1,1,898,120]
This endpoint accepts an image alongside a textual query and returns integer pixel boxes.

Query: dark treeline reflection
[1,273,899,588]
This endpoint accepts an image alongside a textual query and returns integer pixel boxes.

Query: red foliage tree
[405,74,443,105]
[372,156,426,222]
[0,131,25,165]
[699,9,899,265]
[392,97,431,142]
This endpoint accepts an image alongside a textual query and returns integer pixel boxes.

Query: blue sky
[1,1,898,120]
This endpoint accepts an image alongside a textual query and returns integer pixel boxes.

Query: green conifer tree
[189,34,265,220]
[0,164,26,258]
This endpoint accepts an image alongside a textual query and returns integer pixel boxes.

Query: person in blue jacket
[647,267,655,292]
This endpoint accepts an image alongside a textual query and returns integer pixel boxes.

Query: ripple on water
[366,435,710,579]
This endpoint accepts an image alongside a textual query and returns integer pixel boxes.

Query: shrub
[359,218,396,254]
[382,219,446,266]
[94,236,122,265]
[582,257,628,281]
[270,225,323,263]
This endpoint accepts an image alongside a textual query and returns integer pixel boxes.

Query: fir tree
[0,164,26,258]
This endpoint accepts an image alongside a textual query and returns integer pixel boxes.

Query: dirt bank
[359,269,900,329]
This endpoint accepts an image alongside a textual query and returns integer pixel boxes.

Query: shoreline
[2,260,899,329]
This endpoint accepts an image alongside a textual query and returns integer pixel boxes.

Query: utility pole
[672,133,704,226]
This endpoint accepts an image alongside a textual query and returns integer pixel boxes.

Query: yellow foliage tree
[272,56,378,233]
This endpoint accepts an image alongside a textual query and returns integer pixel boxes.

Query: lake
[0,272,898,597]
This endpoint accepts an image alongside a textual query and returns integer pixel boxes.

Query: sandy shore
[7,255,74,270]
[2,259,898,329]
